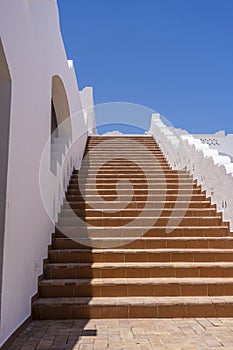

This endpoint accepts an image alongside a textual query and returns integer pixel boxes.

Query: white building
[0,0,95,346]
[0,1,233,348]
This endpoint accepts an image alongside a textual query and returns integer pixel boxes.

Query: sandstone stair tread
[39,277,233,285]
[45,261,233,268]
[33,296,233,306]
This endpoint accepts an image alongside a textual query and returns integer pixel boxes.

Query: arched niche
[51,75,72,141]
[0,37,11,312]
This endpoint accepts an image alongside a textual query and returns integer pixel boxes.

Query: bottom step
[33,296,233,319]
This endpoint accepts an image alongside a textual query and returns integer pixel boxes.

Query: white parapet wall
[149,113,233,231]
[80,86,97,135]
[172,128,233,160]
[192,132,233,160]
[0,0,94,346]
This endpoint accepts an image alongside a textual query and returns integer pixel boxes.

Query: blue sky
[57,0,233,134]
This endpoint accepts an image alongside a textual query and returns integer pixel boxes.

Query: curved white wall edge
[149,114,233,232]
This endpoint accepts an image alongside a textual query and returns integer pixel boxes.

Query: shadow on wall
[50,75,72,174]
[51,75,72,140]
[0,37,11,319]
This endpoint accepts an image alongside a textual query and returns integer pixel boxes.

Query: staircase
[33,135,233,319]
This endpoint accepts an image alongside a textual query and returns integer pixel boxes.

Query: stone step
[85,147,161,151]
[74,170,189,175]
[86,146,160,148]
[80,164,170,169]
[87,139,156,141]
[77,172,172,178]
[86,143,158,147]
[77,168,174,174]
[73,175,193,181]
[59,208,216,218]
[66,188,202,195]
[55,226,228,238]
[44,261,233,279]
[76,178,186,183]
[72,172,192,177]
[69,182,197,189]
[52,237,233,250]
[81,158,168,162]
[87,138,156,141]
[65,194,208,202]
[48,248,233,263]
[38,277,233,298]
[84,154,163,158]
[73,169,188,175]
[87,137,155,139]
[84,150,163,154]
[57,216,223,227]
[83,161,165,165]
[62,200,214,210]
[74,179,194,186]
[85,151,163,154]
[81,156,167,159]
[85,142,160,145]
[32,296,233,319]
[73,180,194,186]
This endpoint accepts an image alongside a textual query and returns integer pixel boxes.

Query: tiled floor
[8,318,233,350]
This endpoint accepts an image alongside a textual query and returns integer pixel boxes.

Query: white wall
[80,87,97,135]
[192,132,233,160]
[0,0,91,345]
[149,114,233,231]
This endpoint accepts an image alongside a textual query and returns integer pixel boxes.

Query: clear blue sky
[57,0,233,134]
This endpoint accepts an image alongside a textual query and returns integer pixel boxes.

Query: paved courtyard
[8,318,233,350]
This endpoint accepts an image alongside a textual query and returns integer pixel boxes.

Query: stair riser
[87,140,158,143]
[62,202,213,210]
[69,183,197,189]
[55,227,228,238]
[81,161,167,165]
[66,189,202,196]
[86,143,159,147]
[49,251,233,263]
[73,178,194,184]
[75,179,194,184]
[86,145,159,148]
[82,153,166,156]
[86,152,164,154]
[38,282,233,298]
[52,238,232,250]
[83,149,165,152]
[32,303,233,320]
[77,169,179,175]
[73,172,192,176]
[80,162,169,166]
[57,217,223,227]
[59,209,216,218]
[86,141,158,143]
[45,266,233,279]
[65,194,207,202]
[81,159,169,162]
[74,169,189,174]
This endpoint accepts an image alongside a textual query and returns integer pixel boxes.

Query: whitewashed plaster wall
[80,86,97,135]
[173,128,233,160]
[0,0,92,345]
[149,114,233,232]
[192,132,233,160]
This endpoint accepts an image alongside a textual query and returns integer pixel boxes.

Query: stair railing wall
[149,114,233,231]
[50,132,87,224]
